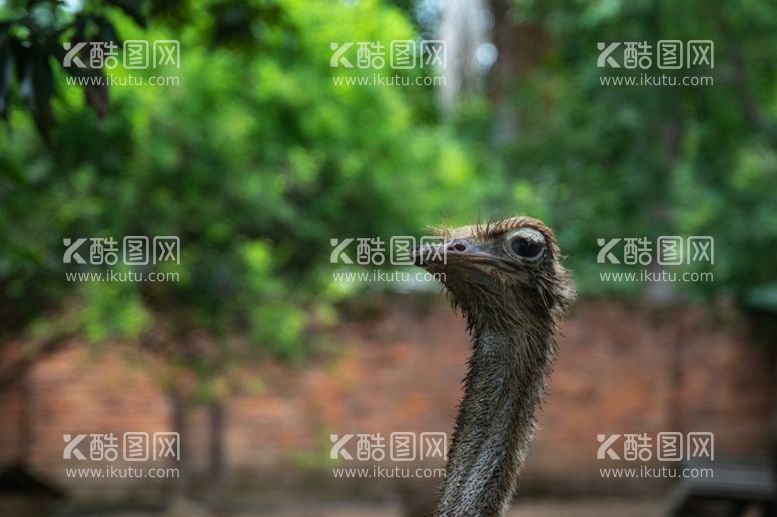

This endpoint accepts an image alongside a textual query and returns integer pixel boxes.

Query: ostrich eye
[506,228,545,261]
[511,238,543,259]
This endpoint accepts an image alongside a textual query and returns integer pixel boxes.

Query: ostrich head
[412,215,575,516]
[414,216,574,334]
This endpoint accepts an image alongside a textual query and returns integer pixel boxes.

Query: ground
[47,495,665,516]
[253,498,664,517]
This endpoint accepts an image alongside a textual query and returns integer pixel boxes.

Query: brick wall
[0,298,773,500]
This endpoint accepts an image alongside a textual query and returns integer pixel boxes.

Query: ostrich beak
[413,239,502,270]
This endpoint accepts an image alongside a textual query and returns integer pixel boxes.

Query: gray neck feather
[434,320,557,517]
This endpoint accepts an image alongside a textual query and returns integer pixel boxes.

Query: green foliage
[492,0,777,303]
[0,0,484,360]
[2,0,777,368]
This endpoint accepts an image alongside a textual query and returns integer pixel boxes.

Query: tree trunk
[168,391,190,502]
[207,399,226,509]
[489,0,548,143]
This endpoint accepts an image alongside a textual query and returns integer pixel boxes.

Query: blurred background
[0,0,776,515]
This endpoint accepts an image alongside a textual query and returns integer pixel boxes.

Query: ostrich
[413,216,575,517]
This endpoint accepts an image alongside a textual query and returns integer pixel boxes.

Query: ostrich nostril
[449,242,467,252]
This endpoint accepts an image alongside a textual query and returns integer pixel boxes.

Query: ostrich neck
[435,319,557,517]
